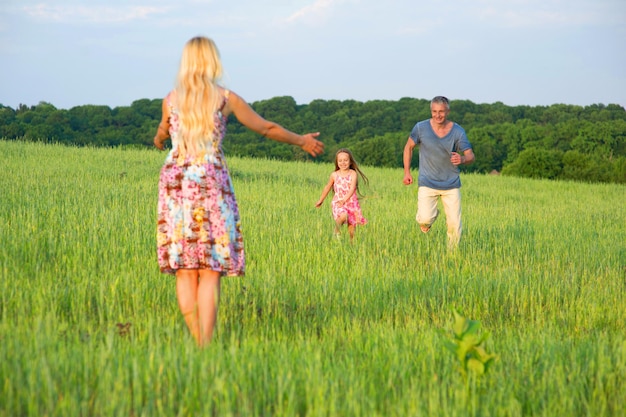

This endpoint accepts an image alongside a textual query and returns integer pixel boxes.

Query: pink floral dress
[156,90,244,276]
[331,172,367,226]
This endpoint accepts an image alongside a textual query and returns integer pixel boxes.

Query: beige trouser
[416,186,462,247]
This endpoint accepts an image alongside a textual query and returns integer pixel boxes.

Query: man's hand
[450,152,464,165]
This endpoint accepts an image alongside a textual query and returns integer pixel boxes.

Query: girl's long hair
[174,36,223,158]
[334,148,369,196]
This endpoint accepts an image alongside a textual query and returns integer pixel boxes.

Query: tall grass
[1,140,624,416]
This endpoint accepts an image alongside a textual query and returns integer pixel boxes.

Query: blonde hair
[174,36,223,158]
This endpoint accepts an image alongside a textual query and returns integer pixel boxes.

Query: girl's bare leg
[197,269,221,346]
[176,269,200,344]
[348,224,355,241]
[335,213,347,237]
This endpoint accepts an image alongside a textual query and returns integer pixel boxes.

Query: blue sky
[1,0,625,110]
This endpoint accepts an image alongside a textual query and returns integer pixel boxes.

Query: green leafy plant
[443,309,497,379]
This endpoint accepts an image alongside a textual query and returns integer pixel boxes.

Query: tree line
[1,97,624,184]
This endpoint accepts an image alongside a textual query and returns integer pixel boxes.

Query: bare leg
[176,269,200,344]
[197,269,221,346]
[176,268,222,347]
[335,213,347,237]
[347,224,355,241]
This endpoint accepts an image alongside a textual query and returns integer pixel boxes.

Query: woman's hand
[153,98,171,150]
[154,136,165,150]
[300,132,324,157]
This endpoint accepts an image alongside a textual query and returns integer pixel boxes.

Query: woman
[153,36,324,346]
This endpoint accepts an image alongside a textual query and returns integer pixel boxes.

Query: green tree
[467,125,507,173]
[68,104,113,136]
[254,96,298,126]
[45,111,74,143]
[0,106,23,138]
[348,133,405,168]
[130,98,162,119]
[502,147,563,180]
[611,157,626,183]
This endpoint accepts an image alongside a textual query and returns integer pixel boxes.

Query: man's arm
[403,138,416,185]
[462,148,475,165]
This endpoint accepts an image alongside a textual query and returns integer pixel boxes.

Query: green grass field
[1,140,625,416]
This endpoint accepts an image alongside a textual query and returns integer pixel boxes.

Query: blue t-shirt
[409,120,472,190]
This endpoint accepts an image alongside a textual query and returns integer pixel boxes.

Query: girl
[315,148,368,241]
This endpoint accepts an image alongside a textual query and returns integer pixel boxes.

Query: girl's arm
[153,98,171,150]
[315,173,335,208]
[224,91,324,157]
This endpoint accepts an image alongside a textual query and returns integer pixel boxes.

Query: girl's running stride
[315,148,368,241]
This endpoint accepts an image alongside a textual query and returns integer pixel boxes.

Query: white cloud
[285,0,343,24]
[22,4,170,24]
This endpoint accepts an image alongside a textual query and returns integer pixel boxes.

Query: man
[403,96,475,248]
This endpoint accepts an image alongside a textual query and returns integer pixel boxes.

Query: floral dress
[331,172,367,226]
[156,90,244,276]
